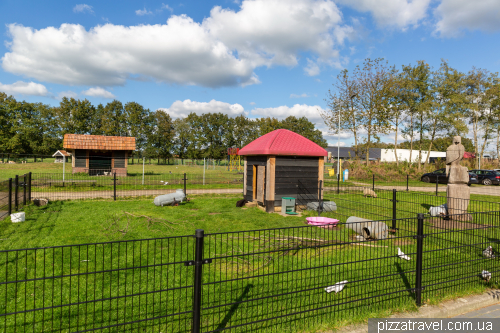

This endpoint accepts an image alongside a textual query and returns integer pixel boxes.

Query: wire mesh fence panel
[0,236,195,333]
[0,179,9,220]
[421,211,500,304]
[29,173,243,201]
[201,220,418,333]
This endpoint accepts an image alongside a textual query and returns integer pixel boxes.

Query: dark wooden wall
[114,151,126,168]
[245,156,266,201]
[74,149,87,168]
[274,156,319,206]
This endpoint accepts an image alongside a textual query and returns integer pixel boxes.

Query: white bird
[325,280,348,293]
[160,181,169,185]
[482,270,491,282]
[397,247,411,261]
[483,246,495,258]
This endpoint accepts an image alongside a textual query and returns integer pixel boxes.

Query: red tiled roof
[63,134,136,151]
[238,129,327,156]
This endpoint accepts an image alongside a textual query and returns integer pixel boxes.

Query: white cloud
[2,0,352,88]
[434,0,500,37]
[159,99,246,118]
[0,81,48,96]
[304,58,321,76]
[290,93,309,98]
[161,4,174,12]
[82,87,116,99]
[250,103,325,124]
[57,90,79,100]
[336,0,431,29]
[73,4,94,14]
[135,8,153,16]
[249,102,256,105]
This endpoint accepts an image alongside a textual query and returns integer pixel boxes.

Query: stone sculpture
[446,136,471,220]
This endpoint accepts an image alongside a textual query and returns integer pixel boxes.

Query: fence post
[192,229,205,333]
[406,174,409,192]
[372,174,375,191]
[8,178,12,215]
[415,213,425,306]
[391,189,397,231]
[435,175,439,196]
[23,174,26,206]
[113,172,117,201]
[317,180,323,217]
[28,172,32,203]
[14,175,19,211]
[337,173,340,194]
[183,173,188,199]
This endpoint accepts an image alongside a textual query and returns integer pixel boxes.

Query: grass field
[1,193,498,332]
[0,160,242,180]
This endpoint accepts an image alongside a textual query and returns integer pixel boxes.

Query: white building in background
[380,149,446,163]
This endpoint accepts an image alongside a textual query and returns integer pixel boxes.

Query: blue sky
[1,0,499,147]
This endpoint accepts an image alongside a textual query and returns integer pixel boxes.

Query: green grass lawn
[1,194,499,332]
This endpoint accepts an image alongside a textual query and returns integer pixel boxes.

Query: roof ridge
[267,129,283,151]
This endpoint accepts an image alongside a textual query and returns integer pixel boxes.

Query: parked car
[420,168,478,186]
[468,169,500,185]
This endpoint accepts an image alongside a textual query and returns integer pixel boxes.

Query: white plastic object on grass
[11,212,25,223]
[325,280,348,293]
[429,203,447,217]
[397,247,411,261]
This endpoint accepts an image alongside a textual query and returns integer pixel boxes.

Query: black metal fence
[1,212,498,332]
[323,183,500,222]
[26,172,242,202]
[0,173,31,220]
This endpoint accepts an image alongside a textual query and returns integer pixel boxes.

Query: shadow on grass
[214,284,253,331]
[395,262,415,300]
[421,203,432,210]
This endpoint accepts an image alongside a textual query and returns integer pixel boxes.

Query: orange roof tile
[63,134,136,151]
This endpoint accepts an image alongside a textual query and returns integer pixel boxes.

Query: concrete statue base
[447,184,472,221]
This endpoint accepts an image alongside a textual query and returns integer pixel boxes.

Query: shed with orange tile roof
[63,134,136,176]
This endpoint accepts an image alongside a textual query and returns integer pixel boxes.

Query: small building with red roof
[238,129,327,212]
[63,134,136,176]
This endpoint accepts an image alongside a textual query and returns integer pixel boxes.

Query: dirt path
[31,188,243,200]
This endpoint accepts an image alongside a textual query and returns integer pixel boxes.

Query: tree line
[0,93,327,160]
[322,58,500,169]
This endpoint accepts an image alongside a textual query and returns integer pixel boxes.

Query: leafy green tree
[198,113,230,159]
[425,61,468,164]
[102,100,126,136]
[399,61,433,169]
[464,67,492,167]
[172,117,191,160]
[55,97,96,135]
[0,92,17,153]
[354,58,396,165]
[281,116,327,147]
[322,69,360,153]
[147,110,174,163]
[125,102,151,159]
[185,113,204,159]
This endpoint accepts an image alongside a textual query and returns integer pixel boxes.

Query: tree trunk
[496,127,500,161]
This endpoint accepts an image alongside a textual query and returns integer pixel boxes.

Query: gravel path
[31,188,243,200]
